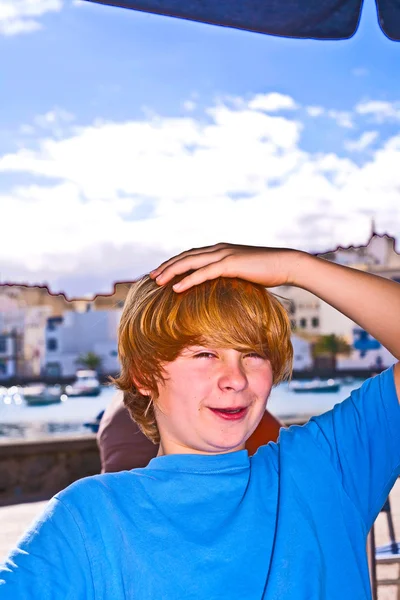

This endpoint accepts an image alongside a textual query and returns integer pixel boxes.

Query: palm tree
[75,352,102,373]
[313,334,352,370]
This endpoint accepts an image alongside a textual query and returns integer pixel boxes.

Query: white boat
[289,378,341,394]
[65,370,101,397]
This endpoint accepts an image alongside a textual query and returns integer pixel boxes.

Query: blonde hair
[113,274,293,443]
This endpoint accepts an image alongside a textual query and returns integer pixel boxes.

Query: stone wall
[0,435,100,506]
[0,416,310,507]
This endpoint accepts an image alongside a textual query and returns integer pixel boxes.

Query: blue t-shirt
[1,368,400,599]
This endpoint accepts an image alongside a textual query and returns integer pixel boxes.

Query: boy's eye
[244,352,263,359]
[194,352,216,359]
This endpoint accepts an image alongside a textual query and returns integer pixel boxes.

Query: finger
[153,248,231,284]
[150,243,228,278]
[154,248,232,286]
[150,244,224,278]
[171,259,233,292]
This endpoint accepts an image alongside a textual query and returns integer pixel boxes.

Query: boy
[1,242,399,599]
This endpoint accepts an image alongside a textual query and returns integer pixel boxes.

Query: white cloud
[327,110,353,129]
[18,108,75,142]
[0,106,303,201]
[306,106,353,128]
[34,108,75,128]
[344,131,379,152]
[1,94,399,295]
[306,106,324,117]
[248,92,298,113]
[355,100,400,123]
[0,0,63,36]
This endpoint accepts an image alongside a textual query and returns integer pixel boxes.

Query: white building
[23,306,53,377]
[291,334,313,372]
[44,308,122,377]
[276,286,355,341]
[0,333,18,380]
[0,288,53,378]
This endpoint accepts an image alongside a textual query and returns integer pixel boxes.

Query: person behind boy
[97,391,157,472]
[1,242,400,599]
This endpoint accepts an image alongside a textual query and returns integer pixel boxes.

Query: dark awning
[84,0,400,41]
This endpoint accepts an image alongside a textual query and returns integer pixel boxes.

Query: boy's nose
[218,361,248,392]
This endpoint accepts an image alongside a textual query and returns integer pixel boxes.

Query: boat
[23,384,68,406]
[65,370,101,397]
[289,378,341,393]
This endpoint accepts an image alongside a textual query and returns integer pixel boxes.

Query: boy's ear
[130,371,151,397]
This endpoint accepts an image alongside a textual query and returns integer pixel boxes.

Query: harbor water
[0,378,366,442]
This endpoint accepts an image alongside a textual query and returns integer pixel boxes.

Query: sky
[0,0,400,299]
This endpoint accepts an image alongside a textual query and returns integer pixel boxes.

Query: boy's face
[152,345,273,456]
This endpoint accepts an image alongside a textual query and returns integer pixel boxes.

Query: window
[0,337,7,354]
[47,338,58,351]
[47,317,63,331]
[45,363,61,377]
[311,317,320,328]
[299,318,307,328]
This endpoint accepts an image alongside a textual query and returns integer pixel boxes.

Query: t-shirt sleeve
[0,496,94,599]
[303,366,400,531]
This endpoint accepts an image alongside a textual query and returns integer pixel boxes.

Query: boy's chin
[201,438,247,454]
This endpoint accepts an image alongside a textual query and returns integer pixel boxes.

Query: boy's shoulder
[55,468,145,508]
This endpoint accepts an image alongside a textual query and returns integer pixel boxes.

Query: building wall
[92,282,131,311]
[0,286,77,378]
[45,309,122,377]
[22,306,53,377]
[318,302,354,340]
[277,286,321,335]
[291,335,313,371]
[0,335,17,379]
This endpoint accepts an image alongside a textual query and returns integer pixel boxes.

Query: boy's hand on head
[152,243,400,362]
[149,243,303,292]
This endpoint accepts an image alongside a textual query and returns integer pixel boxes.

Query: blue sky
[0,0,400,298]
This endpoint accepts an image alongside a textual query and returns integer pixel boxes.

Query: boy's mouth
[208,406,248,421]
